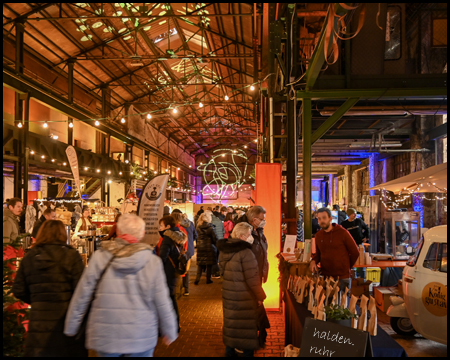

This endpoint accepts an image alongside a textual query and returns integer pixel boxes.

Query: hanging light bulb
[96,169,101,173]
[43,121,48,128]
[147,113,151,119]
[250,85,255,91]
[125,159,129,164]
[154,171,157,174]
[166,169,169,172]
[63,162,67,166]
[30,150,35,155]
[108,180,112,184]
[177,167,180,170]
[107,170,111,174]
[172,108,178,114]
[68,121,73,128]
[199,102,203,108]
[41,155,45,159]
[84,167,88,171]
[119,171,122,175]
[51,159,55,163]
[244,145,248,149]
[222,154,225,157]
[233,150,237,153]
[95,120,100,126]
[17,122,23,128]
[121,117,126,123]
[224,95,229,101]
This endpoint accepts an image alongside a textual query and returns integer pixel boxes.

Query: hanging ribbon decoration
[324,3,366,65]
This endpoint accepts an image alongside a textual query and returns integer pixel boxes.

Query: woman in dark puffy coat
[195,212,218,284]
[12,220,86,357]
[217,222,267,357]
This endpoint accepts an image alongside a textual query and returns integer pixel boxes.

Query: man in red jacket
[309,208,359,295]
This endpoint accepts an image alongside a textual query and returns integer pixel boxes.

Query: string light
[147,113,151,119]
[224,95,229,101]
[30,150,35,155]
[96,169,100,173]
[199,102,203,108]
[41,155,45,159]
[95,120,100,126]
[121,117,126,123]
[119,171,122,175]
[125,159,129,164]
[43,122,48,128]
[154,171,157,174]
[172,108,178,114]
[107,170,111,174]
[250,85,255,91]
[51,159,55,162]
[17,122,23,128]
[63,162,67,166]
[108,180,112,184]
[68,121,73,128]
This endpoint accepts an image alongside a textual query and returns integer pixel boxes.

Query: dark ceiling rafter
[3,2,259,157]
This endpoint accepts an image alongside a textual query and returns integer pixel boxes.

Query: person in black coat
[195,212,218,284]
[341,208,370,245]
[31,207,56,239]
[196,206,205,216]
[312,210,321,236]
[12,220,86,357]
[235,206,269,284]
[158,215,188,331]
[217,222,267,357]
[333,205,347,225]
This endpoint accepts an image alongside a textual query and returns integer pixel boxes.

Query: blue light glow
[412,193,424,228]
[369,154,377,196]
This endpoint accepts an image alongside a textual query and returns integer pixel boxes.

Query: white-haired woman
[217,222,267,357]
[195,212,218,284]
[64,213,178,357]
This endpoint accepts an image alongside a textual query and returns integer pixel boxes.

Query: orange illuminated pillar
[255,163,282,311]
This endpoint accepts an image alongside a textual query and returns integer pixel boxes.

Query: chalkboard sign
[299,318,373,357]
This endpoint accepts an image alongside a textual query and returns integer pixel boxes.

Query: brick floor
[153,264,285,357]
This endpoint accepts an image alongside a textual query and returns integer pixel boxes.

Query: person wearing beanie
[341,208,370,246]
[332,204,347,225]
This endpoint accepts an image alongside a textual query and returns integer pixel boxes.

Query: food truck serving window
[423,243,447,273]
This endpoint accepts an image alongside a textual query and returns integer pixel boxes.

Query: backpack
[169,244,190,276]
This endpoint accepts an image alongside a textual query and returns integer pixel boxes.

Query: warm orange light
[255,163,282,311]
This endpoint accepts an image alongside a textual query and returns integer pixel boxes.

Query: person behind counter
[12,220,86,357]
[74,206,92,236]
[309,208,359,296]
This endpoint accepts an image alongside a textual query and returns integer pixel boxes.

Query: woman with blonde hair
[195,212,218,284]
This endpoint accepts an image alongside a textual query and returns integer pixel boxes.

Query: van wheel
[390,317,417,336]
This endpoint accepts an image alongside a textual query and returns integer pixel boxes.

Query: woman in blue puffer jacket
[64,213,178,357]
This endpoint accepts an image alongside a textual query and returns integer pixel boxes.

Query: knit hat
[346,208,357,216]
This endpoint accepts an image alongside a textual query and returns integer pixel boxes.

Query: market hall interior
[3,2,447,358]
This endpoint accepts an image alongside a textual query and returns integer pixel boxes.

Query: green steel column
[302,98,312,242]
[22,93,30,207]
[67,59,75,146]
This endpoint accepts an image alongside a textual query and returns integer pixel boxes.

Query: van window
[406,238,423,267]
[423,243,444,271]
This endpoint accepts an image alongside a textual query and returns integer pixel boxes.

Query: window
[406,238,423,267]
[423,242,447,272]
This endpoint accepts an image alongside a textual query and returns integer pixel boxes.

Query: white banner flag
[65,145,81,197]
[137,174,169,245]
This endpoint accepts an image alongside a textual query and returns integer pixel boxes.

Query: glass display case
[381,211,421,259]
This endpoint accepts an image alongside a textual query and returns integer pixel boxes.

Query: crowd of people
[4,196,371,357]
[5,200,270,357]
